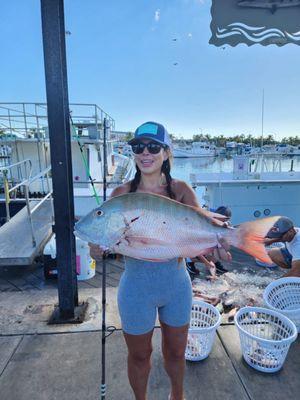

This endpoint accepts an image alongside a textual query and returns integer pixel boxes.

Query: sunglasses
[131,142,167,155]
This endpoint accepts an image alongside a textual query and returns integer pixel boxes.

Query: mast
[261,89,264,148]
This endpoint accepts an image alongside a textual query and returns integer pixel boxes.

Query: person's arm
[196,255,215,269]
[284,260,300,277]
[109,182,130,198]
[195,255,217,278]
[175,181,229,225]
[174,180,200,208]
[173,180,232,261]
[264,237,282,246]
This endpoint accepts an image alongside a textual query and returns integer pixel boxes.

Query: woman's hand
[88,243,109,260]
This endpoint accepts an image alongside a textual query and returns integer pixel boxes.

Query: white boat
[190,154,300,226]
[173,141,217,158]
[0,102,136,215]
[290,145,300,155]
[0,103,135,265]
[275,143,293,154]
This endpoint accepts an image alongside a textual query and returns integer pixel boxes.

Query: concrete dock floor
[0,250,299,399]
[0,327,299,400]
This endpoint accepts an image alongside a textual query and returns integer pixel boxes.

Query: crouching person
[265,217,300,278]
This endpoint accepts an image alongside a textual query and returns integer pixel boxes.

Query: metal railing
[0,102,115,138]
[1,159,32,220]
[1,161,53,247]
[24,166,53,246]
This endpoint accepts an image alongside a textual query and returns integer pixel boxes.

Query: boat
[190,154,300,226]
[290,145,300,155]
[0,102,135,266]
[275,143,294,155]
[225,141,238,155]
[173,141,217,158]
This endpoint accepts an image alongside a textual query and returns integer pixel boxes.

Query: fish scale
[113,198,218,259]
[74,192,281,263]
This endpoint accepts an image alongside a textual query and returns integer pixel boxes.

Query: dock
[0,250,299,399]
[0,200,53,266]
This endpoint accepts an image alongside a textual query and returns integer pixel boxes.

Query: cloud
[154,9,160,22]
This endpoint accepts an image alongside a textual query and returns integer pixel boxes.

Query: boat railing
[23,166,53,246]
[1,159,33,221]
[1,161,53,247]
[0,102,115,138]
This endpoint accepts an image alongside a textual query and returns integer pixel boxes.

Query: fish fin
[230,216,281,264]
[125,235,168,247]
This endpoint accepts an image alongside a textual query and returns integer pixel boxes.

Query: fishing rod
[69,112,113,398]
[101,118,108,400]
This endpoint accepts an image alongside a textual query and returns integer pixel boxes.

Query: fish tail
[229,216,281,264]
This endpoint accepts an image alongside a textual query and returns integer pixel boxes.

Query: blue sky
[1,0,300,140]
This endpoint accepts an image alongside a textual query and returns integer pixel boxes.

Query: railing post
[3,171,10,222]
[46,171,55,223]
[24,185,37,247]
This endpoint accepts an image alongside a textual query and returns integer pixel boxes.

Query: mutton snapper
[74,192,279,263]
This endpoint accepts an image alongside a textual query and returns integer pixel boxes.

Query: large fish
[74,192,279,263]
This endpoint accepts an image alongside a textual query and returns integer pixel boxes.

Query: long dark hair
[129,157,175,199]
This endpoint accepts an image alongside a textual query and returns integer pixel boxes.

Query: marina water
[172,155,300,205]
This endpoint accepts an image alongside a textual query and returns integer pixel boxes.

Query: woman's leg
[123,329,154,400]
[160,321,189,400]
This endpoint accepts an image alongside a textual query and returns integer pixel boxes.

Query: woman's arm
[109,182,131,198]
[173,180,231,261]
[173,180,228,224]
[172,180,200,207]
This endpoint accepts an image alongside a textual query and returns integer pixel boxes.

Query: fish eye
[95,210,103,217]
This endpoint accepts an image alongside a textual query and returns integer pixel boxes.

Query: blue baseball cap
[128,121,172,147]
[267,217,294,238]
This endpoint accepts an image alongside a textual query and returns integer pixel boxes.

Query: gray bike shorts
[117,257,192,335]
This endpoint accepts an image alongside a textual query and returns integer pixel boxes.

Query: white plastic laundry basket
[234,307,297,373]
[185,300,221,361]
[263,277,300,332]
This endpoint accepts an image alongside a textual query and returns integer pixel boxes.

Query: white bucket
[185,300,221,361]
[263,277,300,332]
[235,306,297,373]
[43,235,95,281]
[75,237,96,280]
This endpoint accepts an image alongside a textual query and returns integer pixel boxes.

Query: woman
[89,121,229,400]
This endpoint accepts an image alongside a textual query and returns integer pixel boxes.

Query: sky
[1,0,300,140]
